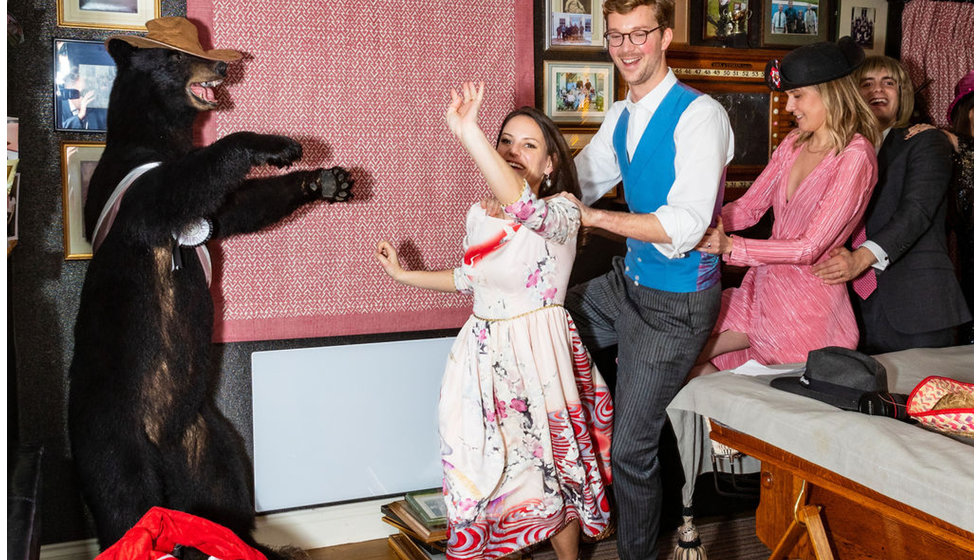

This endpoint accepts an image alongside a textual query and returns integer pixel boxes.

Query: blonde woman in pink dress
[374,82,612,560]
[691,37,882,376]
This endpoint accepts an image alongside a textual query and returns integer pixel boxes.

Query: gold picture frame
[57,0,159,30]
[61,141,104,260]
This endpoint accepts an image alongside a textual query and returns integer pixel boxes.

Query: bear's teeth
[190,84,216,103]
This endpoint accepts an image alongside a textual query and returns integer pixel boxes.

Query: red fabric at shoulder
[96,507,268,560]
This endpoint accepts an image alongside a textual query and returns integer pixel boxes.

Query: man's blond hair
[603,0,674,28]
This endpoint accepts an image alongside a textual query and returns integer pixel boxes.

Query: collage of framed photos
[689,0,888,53]
[55,0,159,259]
[541,0,614,155]
[538,0,890,155]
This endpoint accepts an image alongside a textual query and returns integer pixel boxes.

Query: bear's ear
[106,38,136,69]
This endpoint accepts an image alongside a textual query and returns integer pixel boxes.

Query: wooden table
[709,420,974,560]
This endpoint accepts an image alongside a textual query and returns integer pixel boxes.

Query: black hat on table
[765,36,865,92]
[770,346,887,411]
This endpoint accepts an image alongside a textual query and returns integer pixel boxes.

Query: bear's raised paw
[304,167,354,203]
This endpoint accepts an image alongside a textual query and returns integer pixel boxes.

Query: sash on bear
[92,162,213,286]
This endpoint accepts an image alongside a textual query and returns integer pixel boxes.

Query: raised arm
[445,81,526,207]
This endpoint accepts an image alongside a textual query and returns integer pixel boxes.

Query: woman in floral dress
[374,82,612,560]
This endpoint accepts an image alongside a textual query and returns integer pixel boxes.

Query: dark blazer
[861,126,971,337]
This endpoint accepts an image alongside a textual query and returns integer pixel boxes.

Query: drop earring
[545,173,552,189]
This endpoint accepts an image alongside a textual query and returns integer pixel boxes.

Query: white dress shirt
[575,69,735,258]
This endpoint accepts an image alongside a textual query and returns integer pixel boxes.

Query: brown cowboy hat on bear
[107,16,241,62]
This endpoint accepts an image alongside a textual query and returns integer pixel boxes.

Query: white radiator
[251,337,454,512]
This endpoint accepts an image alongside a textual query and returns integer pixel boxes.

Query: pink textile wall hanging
[186,0,535,342]
[901,0,974,127]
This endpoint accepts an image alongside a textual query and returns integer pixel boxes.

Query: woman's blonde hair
[853,55,916,128]
[794,75,882,151]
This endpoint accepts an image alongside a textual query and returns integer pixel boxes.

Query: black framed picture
[53,39,116,133]
[761,0,829,47]
[690,0,761,47]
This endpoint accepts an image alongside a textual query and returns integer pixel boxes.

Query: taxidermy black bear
[68,17,351,558]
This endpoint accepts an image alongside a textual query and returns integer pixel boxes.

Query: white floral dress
[442,184,613,560]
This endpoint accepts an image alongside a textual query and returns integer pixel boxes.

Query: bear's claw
[306,167,353,202]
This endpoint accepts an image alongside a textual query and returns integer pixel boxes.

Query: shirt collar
[626,68,678,114]
[878,127,892,154]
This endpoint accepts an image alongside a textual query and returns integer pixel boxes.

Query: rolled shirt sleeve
[654,95,733,257]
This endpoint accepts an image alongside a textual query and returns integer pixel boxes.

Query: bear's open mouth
[187,80,222,108]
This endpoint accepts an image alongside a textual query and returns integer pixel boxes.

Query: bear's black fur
[68,38,351,557]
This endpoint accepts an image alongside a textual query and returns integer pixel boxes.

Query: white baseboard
[253,497,396,549]
[39,498,396,560]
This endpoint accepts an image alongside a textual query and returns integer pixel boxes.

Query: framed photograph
[6,159,18,192]
[57,0,158,30]
[838,0,887,55]
[690,0,760,47]
[8,173,20,253]
[405,489,448,526]
[62,141,105,260]
[544,61,614,124]
[762,0,828,47]
[54,39,116,133]
[561,126,597,155]
[545,0,605,49]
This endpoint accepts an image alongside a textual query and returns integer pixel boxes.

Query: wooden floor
[307,538,397,560]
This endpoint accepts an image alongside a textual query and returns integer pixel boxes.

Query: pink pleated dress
[711,131,878,371]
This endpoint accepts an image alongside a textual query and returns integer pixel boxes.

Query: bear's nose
[214,61,227,76]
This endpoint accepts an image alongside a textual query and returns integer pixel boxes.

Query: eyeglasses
[603,26,664,47]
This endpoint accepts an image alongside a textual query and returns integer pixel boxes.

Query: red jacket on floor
[95,507,267,560]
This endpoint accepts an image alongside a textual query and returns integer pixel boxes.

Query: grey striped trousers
[565,257,720,560]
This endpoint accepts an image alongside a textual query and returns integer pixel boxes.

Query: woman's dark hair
[496,106,581,199]
[950,92,973,138]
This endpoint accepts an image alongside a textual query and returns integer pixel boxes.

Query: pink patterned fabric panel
[901,0,974,127]
[186,0,534,342]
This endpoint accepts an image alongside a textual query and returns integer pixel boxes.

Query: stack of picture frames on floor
[54,0,160,260]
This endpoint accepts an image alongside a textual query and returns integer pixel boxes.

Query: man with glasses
[559,0,733,557]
